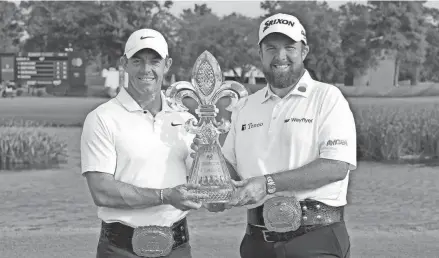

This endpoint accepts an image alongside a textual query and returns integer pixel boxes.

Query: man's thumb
[231,179,246,187]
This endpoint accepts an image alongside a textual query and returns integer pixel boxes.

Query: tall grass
[0,127,68,170]
[353,101,439,161]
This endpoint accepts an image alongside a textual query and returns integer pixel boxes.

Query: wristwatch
[264,175,276,194]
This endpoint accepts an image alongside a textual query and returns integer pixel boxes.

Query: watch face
[267,186,275,194]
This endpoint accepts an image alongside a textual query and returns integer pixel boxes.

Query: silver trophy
[165,51,248,203]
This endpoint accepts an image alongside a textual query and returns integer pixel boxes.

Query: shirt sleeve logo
[326,139,348,146]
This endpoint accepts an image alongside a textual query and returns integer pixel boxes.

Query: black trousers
[240,222,350,258]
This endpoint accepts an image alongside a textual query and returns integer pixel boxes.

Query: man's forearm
[270,158,349,192]
[89,174,164,210]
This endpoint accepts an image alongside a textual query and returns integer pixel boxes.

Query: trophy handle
[212,80,248,112]
[184,118,202,135]
[166,81,203,114]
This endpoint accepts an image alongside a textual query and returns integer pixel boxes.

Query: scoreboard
[0,51,85,95]
[16,52,69,86]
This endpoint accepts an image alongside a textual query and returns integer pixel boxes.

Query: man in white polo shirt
[81,28,203,258]
[193,13,357,257]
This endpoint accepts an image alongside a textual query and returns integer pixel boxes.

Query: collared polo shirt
[222,70,357,208]
[80,87,196,228]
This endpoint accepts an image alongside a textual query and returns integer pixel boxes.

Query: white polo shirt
[80,87,195,228]
[222,70,357,208]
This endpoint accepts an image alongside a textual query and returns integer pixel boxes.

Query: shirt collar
[115,87,173,113]
[260,69,313,103]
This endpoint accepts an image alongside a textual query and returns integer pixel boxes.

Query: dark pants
[96,219,193,258]
[240,222,350,258]
[96,235,192,258]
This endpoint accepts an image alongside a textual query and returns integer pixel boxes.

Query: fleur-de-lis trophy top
[165,51,248,203]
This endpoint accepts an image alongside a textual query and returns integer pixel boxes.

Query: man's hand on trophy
[189,136,202,159]
[162,183,207,211]
[225,176,267,208]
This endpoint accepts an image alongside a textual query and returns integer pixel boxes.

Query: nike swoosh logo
[140,36,154,40]
[171,122,182,126]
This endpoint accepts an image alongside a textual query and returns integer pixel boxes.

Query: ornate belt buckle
[263,196,302,233]
[132,225,175,257]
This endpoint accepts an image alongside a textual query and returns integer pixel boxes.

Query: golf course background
[0,82,438,257]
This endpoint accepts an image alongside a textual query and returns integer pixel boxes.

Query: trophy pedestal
[188,186,234,204]
[189,143,235,204]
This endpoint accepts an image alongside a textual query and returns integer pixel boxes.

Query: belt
[247,199,344,242]
[100,218,189,254]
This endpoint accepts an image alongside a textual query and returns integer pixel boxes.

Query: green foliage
[367,1,428,85]
[0,2,24,52]
[339,3,378,84]
[173,5,259,82]
[0,127,68,170]
[352,99,439,161]
[20,1,178,68]
[2,1,439,85]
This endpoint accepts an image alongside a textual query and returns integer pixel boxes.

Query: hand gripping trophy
[166,51,248,204]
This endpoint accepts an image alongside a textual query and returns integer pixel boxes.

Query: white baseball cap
[258,13,307,45]
[124,29,168,59]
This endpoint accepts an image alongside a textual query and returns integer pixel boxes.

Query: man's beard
[263,63,304,89]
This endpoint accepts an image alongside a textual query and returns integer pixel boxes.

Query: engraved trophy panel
[165,51,248,203]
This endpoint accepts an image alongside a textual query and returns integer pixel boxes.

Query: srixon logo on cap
[263,19,295,32]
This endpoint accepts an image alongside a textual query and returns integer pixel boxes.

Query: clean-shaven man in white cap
[81,28,203,258]
[192,13,357,257]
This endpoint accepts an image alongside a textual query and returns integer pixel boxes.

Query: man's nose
[275,48,288,60]
[140,63,153,73]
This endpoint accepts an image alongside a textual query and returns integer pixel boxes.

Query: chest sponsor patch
[284,117,313,123]
[241,122,264,131]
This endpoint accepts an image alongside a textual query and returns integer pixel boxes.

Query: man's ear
[120,56,127,69]
[259,46,263,62]
[301,44,309,62]
[164,57,173,74]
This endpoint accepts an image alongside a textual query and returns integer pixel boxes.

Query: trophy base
[189,186,234,204]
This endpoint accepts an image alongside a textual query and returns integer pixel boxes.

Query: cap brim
[125,46,167,59]
[258,31,307,45]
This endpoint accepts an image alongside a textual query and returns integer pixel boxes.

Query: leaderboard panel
[0,51,85,95]
[16,52,68,86]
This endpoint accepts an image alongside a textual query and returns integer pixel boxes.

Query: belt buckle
[263,196,302,233]
[261,230,275,243]
[132,225,175,257]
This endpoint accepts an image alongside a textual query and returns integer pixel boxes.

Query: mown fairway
[1,96,438,257]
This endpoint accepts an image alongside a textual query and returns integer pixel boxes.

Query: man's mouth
[272,64,290,71]
[138,76,155,82]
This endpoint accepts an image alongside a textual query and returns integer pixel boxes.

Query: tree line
[1,1,438,86]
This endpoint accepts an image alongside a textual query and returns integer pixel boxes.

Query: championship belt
[132,225,175,257]
[263,196,302,232]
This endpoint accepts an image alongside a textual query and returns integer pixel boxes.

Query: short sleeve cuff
[320,152,357,170]
[81,165,116,175]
